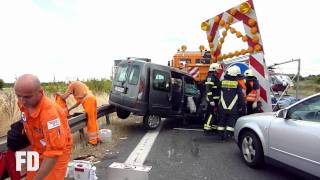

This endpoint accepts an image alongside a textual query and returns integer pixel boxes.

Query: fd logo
[16,151,39,171]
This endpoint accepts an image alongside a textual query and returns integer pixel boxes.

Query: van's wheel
[182,118,189,127]
[143,115,161,130]
[240,131,264,168]
[116,108,130,119]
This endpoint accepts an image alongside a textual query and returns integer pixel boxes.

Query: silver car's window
[287,95,320,122]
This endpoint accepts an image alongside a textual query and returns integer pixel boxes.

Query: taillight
[139,79,144,92]
[137,79,144,100]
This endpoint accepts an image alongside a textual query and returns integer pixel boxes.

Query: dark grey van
[109,58,203,129]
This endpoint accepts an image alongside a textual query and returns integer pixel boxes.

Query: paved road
[97,118,303,180]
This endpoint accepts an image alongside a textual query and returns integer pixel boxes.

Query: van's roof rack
[127,57,151,62]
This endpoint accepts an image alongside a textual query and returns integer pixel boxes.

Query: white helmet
[226,66,241,76]
[244,69,254,77]
[209,63,221,72]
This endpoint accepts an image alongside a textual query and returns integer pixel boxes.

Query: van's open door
[149,69,172,115]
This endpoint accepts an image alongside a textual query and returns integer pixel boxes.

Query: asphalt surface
[97,118,304,180]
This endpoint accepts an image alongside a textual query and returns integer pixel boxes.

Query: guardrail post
[105,113,110,125]
[79,129,85,144]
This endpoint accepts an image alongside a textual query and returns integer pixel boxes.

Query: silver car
[234,93,320,178]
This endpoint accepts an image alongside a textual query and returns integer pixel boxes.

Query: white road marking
[124,121,163,166]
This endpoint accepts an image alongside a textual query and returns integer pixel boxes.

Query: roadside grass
[0,89,19,137]
[287,80,320,98]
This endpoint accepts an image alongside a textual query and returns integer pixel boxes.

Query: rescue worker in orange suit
[54,93,69,117]
[244,69,260,114]
[60,80,100,145]
[203,63,222,134]
[217,66,246,140]
[14,74,72,180]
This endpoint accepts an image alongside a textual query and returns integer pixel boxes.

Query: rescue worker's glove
[7,121,30,151]
[209,101,215,107]
[252,101,258,109]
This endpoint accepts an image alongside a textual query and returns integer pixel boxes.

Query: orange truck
[170,45,211,82]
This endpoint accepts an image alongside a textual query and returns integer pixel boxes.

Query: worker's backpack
[7,121,30,151]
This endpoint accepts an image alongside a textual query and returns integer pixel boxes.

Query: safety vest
[246,81,257,102]
[238,79,246,98]
[220,80,238,110]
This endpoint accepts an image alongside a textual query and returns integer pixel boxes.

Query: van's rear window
[128,65,140,85]
[115,65,128,82]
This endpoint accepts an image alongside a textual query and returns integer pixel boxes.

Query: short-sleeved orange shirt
[18,95,72,159]
[66,81,91,103]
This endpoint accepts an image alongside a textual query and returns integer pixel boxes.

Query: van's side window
[115,65,128,82]
[128,65,140,85]
[153,70,170,92]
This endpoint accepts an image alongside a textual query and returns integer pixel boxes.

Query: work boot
[227,131,234,139]
[87,143,98,148]
[211,128,218,135]
[203,130,211,136]
[219,130,227,141]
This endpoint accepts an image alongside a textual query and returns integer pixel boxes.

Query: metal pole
[296,58,301,99]
[105,113,110,125]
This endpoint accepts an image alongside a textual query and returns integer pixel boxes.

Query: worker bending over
[60,80,100,145]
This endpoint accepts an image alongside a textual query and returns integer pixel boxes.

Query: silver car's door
[269,95,320,177]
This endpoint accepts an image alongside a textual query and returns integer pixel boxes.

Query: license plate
[115,86,125,93]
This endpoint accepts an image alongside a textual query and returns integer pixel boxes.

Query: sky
[1,0,320,83]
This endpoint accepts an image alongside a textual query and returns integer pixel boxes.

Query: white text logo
[16,151,39,171]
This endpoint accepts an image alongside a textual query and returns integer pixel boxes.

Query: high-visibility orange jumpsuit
[66,81,99,144]
[245,77,260,114]
[18,96,72,180]
[238,78,247,99]
[55,94,68,117]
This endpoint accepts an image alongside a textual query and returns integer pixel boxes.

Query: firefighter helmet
[244,69,254,77]
[209,63,222,72]
[226,66,241,76]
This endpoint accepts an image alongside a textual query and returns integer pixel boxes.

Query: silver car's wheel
[242,136,256,163]
[240,131,264,168]
[143,115,161,130]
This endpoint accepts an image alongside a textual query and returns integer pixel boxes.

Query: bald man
[14,74,72,180]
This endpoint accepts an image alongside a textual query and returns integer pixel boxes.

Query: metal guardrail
[0,104,115,152]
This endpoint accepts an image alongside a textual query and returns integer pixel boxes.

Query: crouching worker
[217,66,246,140]
[14,74,72,180]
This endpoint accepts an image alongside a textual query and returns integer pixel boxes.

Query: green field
[287,77,320,98]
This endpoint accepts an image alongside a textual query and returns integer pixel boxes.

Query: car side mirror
[276,109,288,119]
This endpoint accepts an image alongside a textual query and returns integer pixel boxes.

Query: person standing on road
[60,80,100,145]
[203,63,222,134]
[244,69,260,114]
[237,71,247,108]
[14,74,72,180]
[217,66,246,140]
